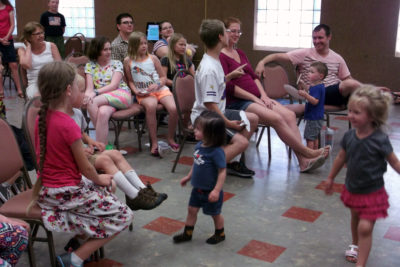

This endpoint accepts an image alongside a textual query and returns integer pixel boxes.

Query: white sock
[113,171,139,199]
[230,155,241,163]
[70,252,83,266]
[124,170,146,189]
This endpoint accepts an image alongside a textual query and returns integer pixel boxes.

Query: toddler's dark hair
[194,110,226,147]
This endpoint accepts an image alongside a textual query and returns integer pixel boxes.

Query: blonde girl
[30,61,133,267]
[161,33,195,89]
[324,85,400,267]
[124,31,179,157]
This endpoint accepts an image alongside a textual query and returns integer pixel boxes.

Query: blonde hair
[166,33,189,75]
[127,31,147,60]
[20,21,44,43]
[348,85,393,129]
[27,62,77,214]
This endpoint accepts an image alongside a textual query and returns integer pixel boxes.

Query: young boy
[298,61,328,149]
[40,0,66,58]
[190,19,258,178]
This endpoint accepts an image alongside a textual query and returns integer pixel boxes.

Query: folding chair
[171,70,195,172]
[0,117,57,267]
[64,33,86,58]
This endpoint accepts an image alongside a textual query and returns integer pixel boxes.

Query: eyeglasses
[226,29,242,36]
[121,21,134,25]
[32,31,44,36]
[162,26,173,31]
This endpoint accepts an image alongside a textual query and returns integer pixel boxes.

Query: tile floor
[2,86,400,267]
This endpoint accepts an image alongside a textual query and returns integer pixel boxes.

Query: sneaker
[142,182,168,201]
[206,234,225,245]
[126,189,165,211]
[56,253,83,267]
[227,162,253,178]
[173,232,192,243]
[240,162,255,176]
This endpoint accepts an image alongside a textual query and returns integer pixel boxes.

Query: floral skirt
[38,177,133,239]
[341,186,389,220]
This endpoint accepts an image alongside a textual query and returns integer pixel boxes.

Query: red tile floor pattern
[315,181,344,194]
[120,146,139,155]
[223,191,235,202]
[84,258,123,267]
[383,226,400,242]
[282,206,323,223]
[237,240,286,263]
[143,216,185,235]
[176,156,194,166]
[139,175,161,185]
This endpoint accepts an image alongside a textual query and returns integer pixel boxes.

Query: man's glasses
[121,21,134,25]
[226,29,242,36]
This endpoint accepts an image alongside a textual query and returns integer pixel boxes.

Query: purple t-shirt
[219,49,261,105]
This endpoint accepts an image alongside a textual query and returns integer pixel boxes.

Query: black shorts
[325,83,349,107]
[0,39,17,63]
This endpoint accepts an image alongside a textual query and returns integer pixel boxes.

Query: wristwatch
[94,89,99,96]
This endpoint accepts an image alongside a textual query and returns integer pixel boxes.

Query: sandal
[300,155,326,173]
[169,143,180,153]
[345,244,358,263]
[151,147,160,157]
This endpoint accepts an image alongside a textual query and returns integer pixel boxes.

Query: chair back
[65,52,89,78]
[262,62,290,99]
[172,70,195,130]
[22,96,42,171]
[0,118,26,183]
[65,33,86,57]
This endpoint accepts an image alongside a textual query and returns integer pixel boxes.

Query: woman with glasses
[18,21,61,99]
[220,17,330,172]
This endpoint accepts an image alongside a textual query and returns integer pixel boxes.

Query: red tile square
[176,156,193,166]
[223,192,235,202]
[139,175,161,185]
[120,146,139,154]
[384,226,400,241]
[237,240,286,263]
[84,258,123,267]
[143,216,185,235]
[315,181,344,193]
[282,206,322,223]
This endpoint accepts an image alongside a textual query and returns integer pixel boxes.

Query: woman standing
[0,0,22,98]
[18,21,61,99]
[220,17,329,172]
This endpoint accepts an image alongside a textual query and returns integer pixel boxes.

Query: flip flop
[168,143,180,153]
[300,155,326,173]
[151,147,161,157]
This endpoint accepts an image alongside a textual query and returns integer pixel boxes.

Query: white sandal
[345,244,358,263]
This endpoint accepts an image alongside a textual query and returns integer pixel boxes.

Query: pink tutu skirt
[340,186,389,220]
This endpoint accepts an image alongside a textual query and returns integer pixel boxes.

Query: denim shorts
[224,109,242,141]
[226,100,253,112]
[189,188,223,216]
[304,119,323,140]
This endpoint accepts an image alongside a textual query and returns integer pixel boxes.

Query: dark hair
[1,0,12,7]
[224,17,241,29]
[310,61,328,79]
[116,13,134,25]
[313,24,331,37]
[87,36,110,61]
[194,110,226,147]
[199,19,225,49]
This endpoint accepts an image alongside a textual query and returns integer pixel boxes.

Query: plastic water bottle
[320,127,326,147]
[325,127,334,149]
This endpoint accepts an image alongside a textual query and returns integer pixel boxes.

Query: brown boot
[142,182,168,201]
[126,188,166,211]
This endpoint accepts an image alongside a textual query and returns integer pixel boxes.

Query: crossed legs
[87,95,116,144]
